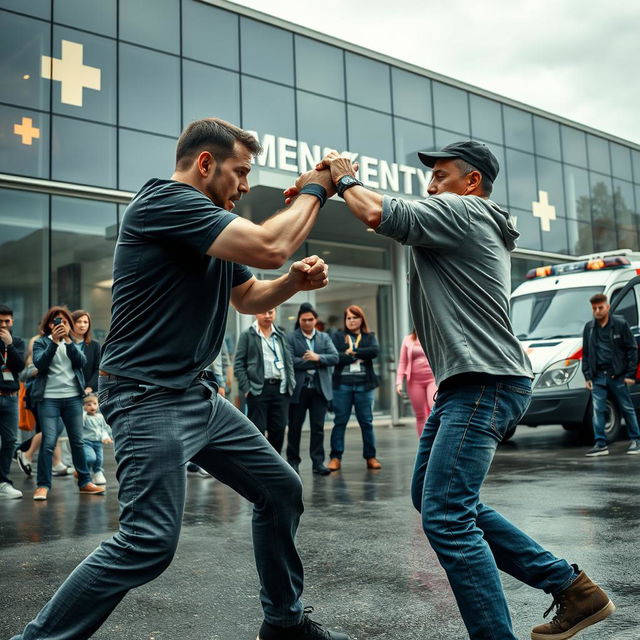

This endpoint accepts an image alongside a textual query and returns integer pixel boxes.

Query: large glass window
[182,1,238,70]
[481,142,507,207]
[118,129,176,192]
[0,188,48,338]
[432,82,469,135]
[391,68,432,124]
[506,149,537,210]
[241,77,295,139]
[0,104,49,179]
[119,0,179,54]
[0,0,50,19]
[119,43,181,137]
[592,223,617,252]
[53,0,116,37]
[394,118,434,168]
[503,106,533,152]
[536,157,566,218]
[613,179,637,229]
[533,116,561,160]
[240,18,293,86]
[182,61,240,126]
[564,165,591,222]
[470,95,502,144]
[51,196,117,336]
[345,53,391,113]
[567,219,594,255]
[434,127,463,149]
[587,134,611,175]
[295,36,344,101]
[0,11,50,111]
[51,116,116,188]
[610,143,632,181]
[541,217,569,254]
[633,150,640,183]
[347,106,393,162]
[297,91,347,152]
[561,126,587,167]
[589,173,615,227]
[51,26,116,124]
[511,208,541,251]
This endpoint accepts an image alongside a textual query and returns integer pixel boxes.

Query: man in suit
[234,308,295,453]
[286,303,339,475]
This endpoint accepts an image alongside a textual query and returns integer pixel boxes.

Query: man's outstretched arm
[231,255,329,315]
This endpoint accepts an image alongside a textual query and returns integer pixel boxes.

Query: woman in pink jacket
[396,331,437,436]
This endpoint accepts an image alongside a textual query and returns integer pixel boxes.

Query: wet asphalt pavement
[1,423,639,640]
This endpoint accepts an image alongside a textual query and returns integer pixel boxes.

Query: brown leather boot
[366,457,382,469]
[327,458,341,471]
[531,567,615,639]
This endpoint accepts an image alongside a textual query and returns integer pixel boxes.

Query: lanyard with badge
[0,346,13,382]
[265,334,285,371]
[347,333,363,373]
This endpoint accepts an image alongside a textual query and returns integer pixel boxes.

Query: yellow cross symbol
[41,40,101,107]
[13,117,40,145]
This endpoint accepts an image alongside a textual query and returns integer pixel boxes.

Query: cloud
[233,0,640,144]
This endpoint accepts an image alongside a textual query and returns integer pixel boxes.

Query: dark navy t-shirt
[101,179,253,389]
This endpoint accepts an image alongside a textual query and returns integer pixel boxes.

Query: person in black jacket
[72,309,101,394]
[286,303,339,475]
[582,292,640,457]
[0,304,26,499]
[328,305,381,470]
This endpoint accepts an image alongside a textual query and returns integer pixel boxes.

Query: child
[82,394,112,486]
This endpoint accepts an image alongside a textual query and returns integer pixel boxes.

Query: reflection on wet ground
[2,425,639,639]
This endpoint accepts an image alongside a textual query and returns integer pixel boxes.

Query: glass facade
[1,0,640,414]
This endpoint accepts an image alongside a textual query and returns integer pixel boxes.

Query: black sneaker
[312,465,331,476]
[585,444,609,457]
[257,607,350,640]
[14,450,32,477]
[627,440,640,455]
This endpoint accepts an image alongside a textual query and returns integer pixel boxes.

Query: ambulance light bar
[525,256,631,280]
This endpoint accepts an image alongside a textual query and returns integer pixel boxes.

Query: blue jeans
[37,396,91,489]
[83,439,104,473]
[591,373,640,446]
[0,394,18,484]
[13,375,305,640]
[411,377,575,640]
[330,384,376,459]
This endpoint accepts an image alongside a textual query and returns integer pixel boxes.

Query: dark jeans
[12,375,305,640]
[0,394,18,484]
[246,381,289,453]
[330,384,376,459]
[591,373,640,445]
[37,396,91,489]
[83,439,104,473]
[411,377,575,640]
[287,386,328,468]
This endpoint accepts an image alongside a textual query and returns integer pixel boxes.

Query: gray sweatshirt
[83,413,112,442]
[377,193,533,386]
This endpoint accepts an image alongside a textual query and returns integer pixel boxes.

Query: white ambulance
[508,251,640,442]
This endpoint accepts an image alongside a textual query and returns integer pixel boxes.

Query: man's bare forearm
[233,274,299,315]
[341,186,384,229]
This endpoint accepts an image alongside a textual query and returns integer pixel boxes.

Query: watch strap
[336,175,363,198]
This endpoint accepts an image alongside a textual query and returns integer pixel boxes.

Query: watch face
[342,176,356,185]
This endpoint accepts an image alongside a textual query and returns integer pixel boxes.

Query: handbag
[18,382,36,431]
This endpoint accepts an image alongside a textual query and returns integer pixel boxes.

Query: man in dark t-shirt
[13,119,350,640]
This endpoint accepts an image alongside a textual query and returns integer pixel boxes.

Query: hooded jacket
[375,192,532,386]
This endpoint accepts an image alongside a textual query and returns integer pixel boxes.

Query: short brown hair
[590,293,608,305]
[72,309,92,343]
[39,306,74,336]
[343,305,370,334]
[175,118,262,170]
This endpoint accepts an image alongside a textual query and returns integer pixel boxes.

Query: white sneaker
[93,471,107,485]
[197,468,212,478]
[0,482,23,499]
[52,462,69,476]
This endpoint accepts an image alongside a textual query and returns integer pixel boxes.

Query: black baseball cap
[418,141,499,183]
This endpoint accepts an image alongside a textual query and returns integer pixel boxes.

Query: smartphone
[53,317,62,326]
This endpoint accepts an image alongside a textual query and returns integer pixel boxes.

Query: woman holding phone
[31,306,104,500]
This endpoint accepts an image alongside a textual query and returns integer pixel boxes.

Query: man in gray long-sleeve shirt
[285,142,615,640]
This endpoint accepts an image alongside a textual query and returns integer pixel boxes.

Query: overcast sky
[232,0,640,146]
